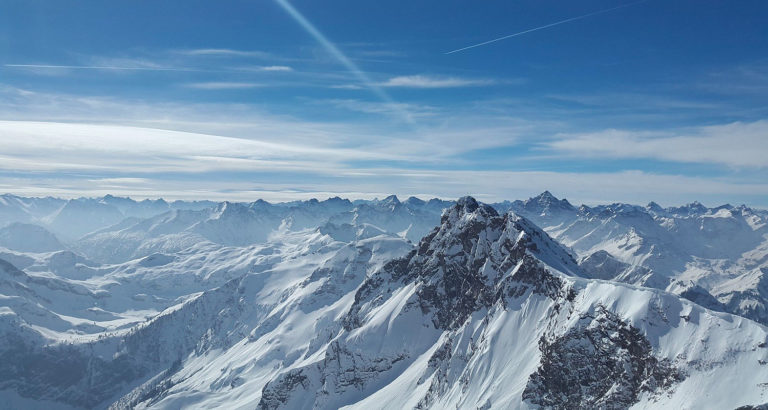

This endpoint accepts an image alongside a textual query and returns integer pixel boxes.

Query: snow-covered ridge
[0,193,767,409]
[503,191,768,327]
[0,194,451,264]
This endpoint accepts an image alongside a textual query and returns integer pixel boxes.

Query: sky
[1,0,767,207]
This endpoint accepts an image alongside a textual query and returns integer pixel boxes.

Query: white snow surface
[505,192,768,326]
[0,194,765,409]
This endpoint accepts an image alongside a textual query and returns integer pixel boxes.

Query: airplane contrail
[445,0,649,54]
[274,0,416,124]
[275,0,415,125]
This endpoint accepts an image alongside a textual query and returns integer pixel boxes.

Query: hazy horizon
[2,190,764,211]
[2,0,767,206]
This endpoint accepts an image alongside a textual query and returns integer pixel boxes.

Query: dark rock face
[677,282,727,312]
[259,369,311,410]
[523,306,684,409]
[345,196,578,331]
[257,341,410,410]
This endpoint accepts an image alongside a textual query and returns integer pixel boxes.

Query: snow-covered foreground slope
[0,224,415,409]
[0,194,766,409]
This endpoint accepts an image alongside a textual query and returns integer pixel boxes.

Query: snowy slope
[0,222,65,253]
[0,194,67,227]
[328,195,445,243]
[504,192,768,326]
[0,194,766,409]
[0,224,415,409]
[68,196,448,264]
[249,198,767,409]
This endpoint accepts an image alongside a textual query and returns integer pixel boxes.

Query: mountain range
[0,192,766,409]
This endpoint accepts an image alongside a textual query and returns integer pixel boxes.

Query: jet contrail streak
[445,0,649,54]
[274,0,415,124]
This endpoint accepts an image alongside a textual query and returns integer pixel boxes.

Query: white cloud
[6,57,294,76]
[547,120,768,168]
[4,63,193,72]
[380,75,494,88]
[89,178,152,185]
[696,61,768,96]
[329,84,364,90]
[0,120,403,175]
[0,86,400,149]
[324,99,438,121]
[183,82,265,90]
[259,65,293,72]
[234,65,295,72]
[178,48,273,59]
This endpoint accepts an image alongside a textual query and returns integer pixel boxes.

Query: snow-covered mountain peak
[529,190,575,212]
[505,191,577,222]
[434,197,582,277]
[379,194,401,209]
[440,195,496,223]
[404,196,425,207]
[535,189,556,201]
[665,200,709,217]
[646,201,664,214]
[211,200,249,218]
[345,197,581,331]
[322,196,353,208]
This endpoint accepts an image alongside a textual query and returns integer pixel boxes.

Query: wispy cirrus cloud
[258,65,294,72]
[4,50,298,78]
[547,120,768,168]
[176,48,274,59]
[355,49,405,58]
[2,84,767,206]
[230,65,295,73]
[379,75,495,88]
[4,63,197,72]
[329,84,364,90]
[323,99,438,122]
[0,120,402,175]
[183,82,265,90]
[5,62,297,80]
[695,61,768,96]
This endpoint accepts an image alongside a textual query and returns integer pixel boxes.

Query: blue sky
[1,0,767,206]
